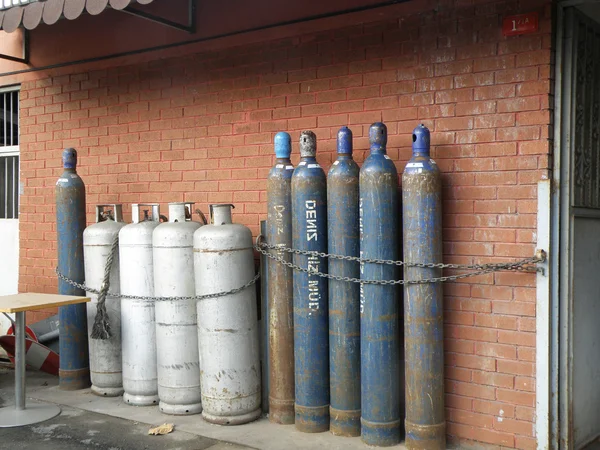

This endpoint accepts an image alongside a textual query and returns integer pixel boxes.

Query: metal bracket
[121,0,196,33]
[0,29,29,64]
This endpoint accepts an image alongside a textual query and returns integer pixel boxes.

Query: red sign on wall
[502,12,539,37]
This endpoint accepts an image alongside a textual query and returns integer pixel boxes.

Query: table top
[0,293,90,313]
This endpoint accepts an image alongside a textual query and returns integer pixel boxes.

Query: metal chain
[255,236,544,272]
[55,233,545,297]
[257,241,494,285]
[56,265,260,303]
[255,235,545,285]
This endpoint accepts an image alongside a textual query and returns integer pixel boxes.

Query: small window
[0,155,18,219]
[0,88,19,219]
[0,90,18,147]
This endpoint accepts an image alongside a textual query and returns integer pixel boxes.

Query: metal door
[561,8,600,449]
[0,87,20,338]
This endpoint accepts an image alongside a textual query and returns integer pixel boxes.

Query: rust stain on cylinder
[403,125,446,450]
[59,367,91,391]
[267,147,296,425]
[294,404,329,433]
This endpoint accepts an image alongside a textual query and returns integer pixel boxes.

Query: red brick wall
[14,0,552,447]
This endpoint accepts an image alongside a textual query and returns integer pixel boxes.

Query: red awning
[0,0,154,33]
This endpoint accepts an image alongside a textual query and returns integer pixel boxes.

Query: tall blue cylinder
[359,123,400,446]
[292,130,329,433]
[56,148,90,390]
[328,126,360,437]
[402,124,445,450]
[267,131,295,424]
[260,219,270,415]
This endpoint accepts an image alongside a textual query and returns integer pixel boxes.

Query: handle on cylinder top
[95,204,124,223]
[209,203,235,225]
[182,202,198,222]
[196,209,208,225]
[164,202,208,224]
[131,203,160,223]
[167,202,195,223]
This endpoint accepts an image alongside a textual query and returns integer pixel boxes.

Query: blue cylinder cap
[337,127,353,155]
[369,122,387,150]
[412,124,430,153]
[274,132,292,159]
[62,148,77,169]
[299,130,317,158]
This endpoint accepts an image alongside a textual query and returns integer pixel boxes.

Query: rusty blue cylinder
[292,130,329,433]
[260,219,269,415]
[56,148,90,390]
[328,127,360,437]
[359,123,401,446]
[267,131,295,424]
[402,124,445,450]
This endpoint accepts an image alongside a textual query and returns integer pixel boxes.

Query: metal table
[0,293,90,427]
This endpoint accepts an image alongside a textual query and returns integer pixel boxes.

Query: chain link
[55,234,545,298]
[255,236,544,272]
[255,235,545,285]
[56,267,260,302]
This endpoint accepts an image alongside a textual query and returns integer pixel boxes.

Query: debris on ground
[148,423,174,436]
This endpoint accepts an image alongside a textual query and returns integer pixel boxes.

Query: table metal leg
[0,310,62,427]
[15,311,25,411]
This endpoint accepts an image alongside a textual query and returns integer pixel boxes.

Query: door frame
[549,2,600,448]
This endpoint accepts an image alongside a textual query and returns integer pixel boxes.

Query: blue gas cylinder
[292,130,329,433]
[267,131,295,424]
[402,124,445,450]
[328,126,361,437]
[359,123,401,446]
[56,148,90,390]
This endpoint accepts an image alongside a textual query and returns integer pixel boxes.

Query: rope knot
[90,234,120,341]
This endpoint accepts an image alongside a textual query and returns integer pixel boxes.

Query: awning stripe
[109,0,132,9]
[64,0,85,20]
[23,3,44,30]
[3,5,23,32]
[0,0,154,32]
[22,1,43,29]
[86,0,108,16]
[42,0,65,26]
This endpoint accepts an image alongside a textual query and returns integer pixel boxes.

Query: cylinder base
[202,408,262,426]
[59,368,90,391]
[295,404,329,433]
[360,417,401,447]
[405,420,446,450]
[123,392,159,407]
[159,401,202,416]
[91,385,124,397]
[330,407,360,437]
[268,397,295,425]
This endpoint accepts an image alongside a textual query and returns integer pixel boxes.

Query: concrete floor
[0,405,239,450]
[584,439,600,450]
[0,366,406,450]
